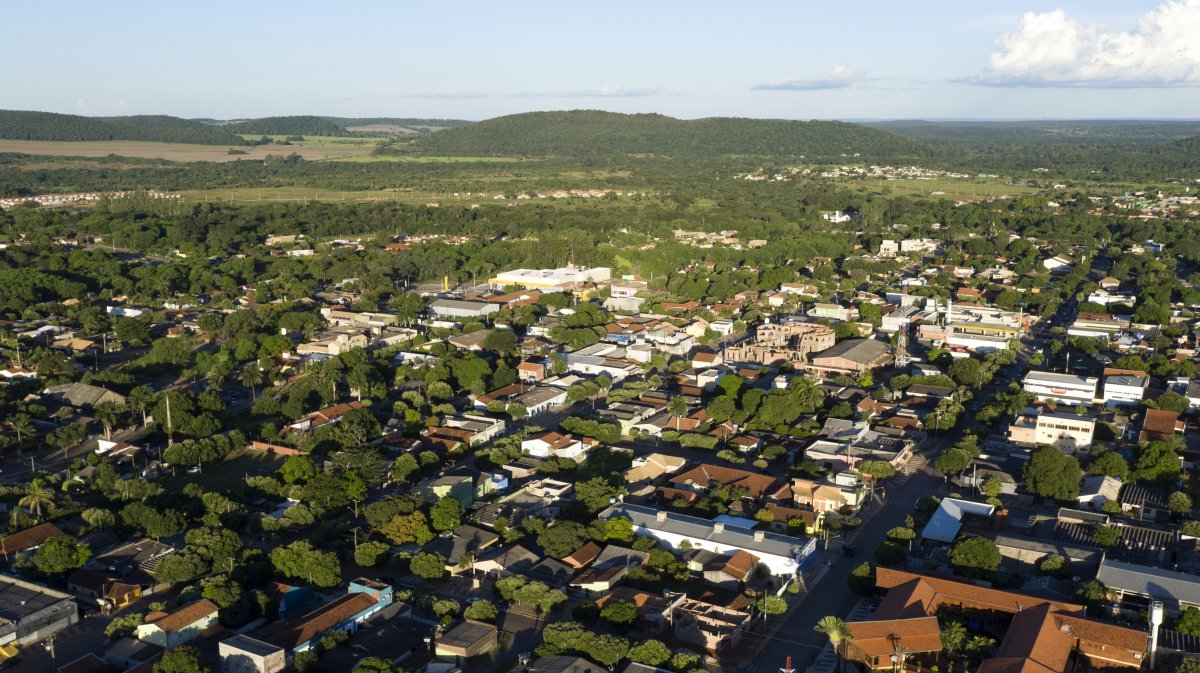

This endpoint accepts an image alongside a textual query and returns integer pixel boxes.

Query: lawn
[179,187,488,205]
[0,136,379,162]
[830,176,1041,199]
[162,448,285,494]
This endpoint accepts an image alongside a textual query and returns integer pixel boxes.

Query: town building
[808,339,893,377]
[1103,369,1150,408]
[1008,408,1097,453]
[1022,371,1099,406]
[0,574,79,647]
[489,266,611,291]
[723,322,836,366]
[219,634,286,673]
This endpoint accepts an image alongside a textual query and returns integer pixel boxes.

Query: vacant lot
[162,448,286,493]
[0,138,378,162]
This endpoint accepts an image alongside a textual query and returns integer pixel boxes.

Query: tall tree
[815,615,853,673]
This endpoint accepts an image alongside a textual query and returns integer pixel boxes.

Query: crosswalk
[890,453,927,488]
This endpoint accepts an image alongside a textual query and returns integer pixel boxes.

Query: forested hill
[221,115,351,136]
[0,110,246,144]
[409,110,929,159]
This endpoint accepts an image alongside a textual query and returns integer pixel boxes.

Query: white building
[521,432,590,462]
[602,504,814,576]
[1032,409,1097,453]
[1068,315,1126,339]
[1102,371,1150,408]
[1022,371,1098,406]
[219,635,286,673]
[429,299,499,320]
[1078,476,1122,511]
[489,265,611,290]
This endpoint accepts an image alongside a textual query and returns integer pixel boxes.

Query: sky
[4,0,1200,121]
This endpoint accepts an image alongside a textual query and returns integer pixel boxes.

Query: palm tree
[94,402,125,439]
[127,385,157,427]
[239,364,263,401]
[966,635,996,664]
[667,395,688,431]
[815,615,853,673]
[940,620,967,673]
[19,479,56,519]
[10,413,32,453]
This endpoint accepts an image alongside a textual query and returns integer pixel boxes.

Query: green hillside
[0,110,247,144]
[222,116,351,137]
[409,110,928,159]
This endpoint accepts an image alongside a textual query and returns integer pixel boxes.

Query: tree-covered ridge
[409,110,930,159]
[220,115,352,137]
[325,117,472,129]
[0,110,246,145]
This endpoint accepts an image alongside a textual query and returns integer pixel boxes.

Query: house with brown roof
[669,464,779,502]
[136,599,219,649]
[701,550,761,589]
[282,401,365,436]
[1140,408,1183,444]
[563,542,602,570]
[1,522,65,558]
[847,568,1147,673]
[594,587,683,633]
[253,579,393,657]
[67,568,142,612]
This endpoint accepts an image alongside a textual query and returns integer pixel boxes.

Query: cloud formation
[972,0,1200,87]
[752,65,860,91]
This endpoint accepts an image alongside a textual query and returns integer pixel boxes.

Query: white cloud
[752,64,861,91]
[972,1,1200,87]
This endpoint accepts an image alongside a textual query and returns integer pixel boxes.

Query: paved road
[745,450,947,673]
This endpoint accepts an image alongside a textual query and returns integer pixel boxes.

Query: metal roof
[1097,559,1200,605]
[921,498,996,544]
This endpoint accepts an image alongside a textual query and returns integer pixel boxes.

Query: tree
[154,646,211,673]
[940,620,967,663]
[483,328,518,356]
[465,599,499,622]
[1039,554,1066,576]
[815,616,852,673]
[1092,525,1123,548]
[430,496,465,532]
[513,579,567,613]
[94,402,127,439]
[410,551,447,580]
[1023,446,1081,500]
[356,658,404,673]
[667,395,688,419]
[1087,450,1129,481]
[935,448,973,479]
[629,639,672,666]
[848,562,876,596]
[949,358,985,389]
[757,595,788,616]
[9,413,32,450]
[33,536,91,574]
[949,536,1001,579]
[1171,491,1194,516]
[278,455,317,484]
[391,453,420,483]
[381,511,434,545]
[19,478,56,518]
[601,599,638,625]
[127,385,157,427]
[538,521,590,559]
[1134,440,1183,484]
[588,633,631,668]
[270,541,341,587]
[81,507,116,530]
[1177,608,1200,636]
[576,478,625,513]
[155,552,209,585]
[886,527,916,550]
[354,541,390,567]
[1076,579,1110,616]
[1178,659,1200,673]
[980,476,1004,499]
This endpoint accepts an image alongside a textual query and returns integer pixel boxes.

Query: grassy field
[162,448,285,493]
[329,154,529,163]
[180,187,489,205]
[0,137,379,162]
[829,176,1041,199]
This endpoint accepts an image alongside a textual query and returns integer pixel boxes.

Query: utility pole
[165,394,173,446]
[780,655,795,673]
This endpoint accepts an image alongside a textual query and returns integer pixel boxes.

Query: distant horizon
[5,1,1199,120]
[9,107,1200,125]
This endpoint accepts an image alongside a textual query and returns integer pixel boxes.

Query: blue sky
[4,0,1199,120]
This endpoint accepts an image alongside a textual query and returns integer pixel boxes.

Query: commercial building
[1103,369,1150,408]
[1068,314,1126,339]
[0,574,79,647]
[600,503,815,576]
[489,266,611,291]
[808,339,892,377]
[723,322,836,366]
[1098,558,1200,617]
[1022,371,1098,406]
[219,634,286,673]
[1008,408,1097,453]
[428,299,499,321]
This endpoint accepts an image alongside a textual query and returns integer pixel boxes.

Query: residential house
[1078,476,1123,511]
[136,599,219,649]
[1140,409,1183,444]
[282,401,366,436]
[0,522,64,559]
[434,620,497,661]
[254,580,394,656]
[521,432,590,462]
